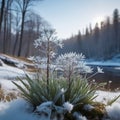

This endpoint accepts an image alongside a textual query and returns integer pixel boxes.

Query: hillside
[0,54,36,79]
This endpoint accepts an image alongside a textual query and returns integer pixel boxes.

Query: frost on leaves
[63,102,74,113]
[56,52,92,77]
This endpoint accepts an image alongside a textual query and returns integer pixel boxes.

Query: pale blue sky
[34,0,120,39]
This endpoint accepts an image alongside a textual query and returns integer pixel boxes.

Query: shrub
[13,74,104,108]
[13,75,64,107]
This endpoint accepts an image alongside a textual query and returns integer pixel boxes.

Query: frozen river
[88,65,120,91]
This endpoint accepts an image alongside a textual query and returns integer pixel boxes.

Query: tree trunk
[3,10,7,53]
[13,31,19,55]
[18,11,25,56]
[0,0,5,34]
[47,38,50,86]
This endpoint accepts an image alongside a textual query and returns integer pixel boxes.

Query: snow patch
[0,99,39,120]
[63,102,73,113]
[106,102,120,120]
[0,63,25,79]
[73,112,87,120]
[95,90,120,104]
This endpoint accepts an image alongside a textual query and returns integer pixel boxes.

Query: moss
[79,102,106,119]
[64,102,106,120]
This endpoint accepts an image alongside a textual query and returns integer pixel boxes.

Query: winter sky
[34,0,120,39]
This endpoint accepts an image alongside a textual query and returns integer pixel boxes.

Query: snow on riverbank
[86,60,120,67]
[86,55,120,67]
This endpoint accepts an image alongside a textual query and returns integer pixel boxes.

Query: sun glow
[93,16,104,28]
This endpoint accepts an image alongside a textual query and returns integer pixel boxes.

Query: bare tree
[24,12,42,56]
[13,6,20,55]
[34,22,63,87]
[113,8,119,52]
[15,0,42,56]
[2,0,13,53]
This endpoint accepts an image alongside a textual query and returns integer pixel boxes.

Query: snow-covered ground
[86,60,120,67]
[0,54,36,80]
[0,54,120,120]
[0,99,39,120]
[0,61,25,79]
[0,73,120,120]
[0,91,120,120]
[0,53,34,68]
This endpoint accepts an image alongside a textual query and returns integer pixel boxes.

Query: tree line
[59,9,120,60]
[0,0,45,57]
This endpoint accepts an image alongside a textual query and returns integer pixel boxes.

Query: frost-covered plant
[13,74,106,119]
[56,52,92,78]
[13,49,106,119]
[87,67,104,81]
[13,52,105,107]
[13,74,71,107]
[107,95,120,106]
[62,77,103,106]
[35,101,72,120]
[55,52,93,90]
[56,53,104,80]
[13,74,103,107]
[63,102,73,113]
[33,23,63,87]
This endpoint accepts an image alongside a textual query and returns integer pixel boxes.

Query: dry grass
[0,53,37,72]
[0,84,17,102]
[15,56,33,64]
[0,53,33,64]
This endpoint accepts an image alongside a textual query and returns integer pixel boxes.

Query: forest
[59,9,120,60]
[0,0,45,57]
[0,1,120,120]
[0,0,120,60]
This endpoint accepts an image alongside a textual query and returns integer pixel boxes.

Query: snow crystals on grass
[36,101,52,120]
[97,66,104,73]
[36,101,52,113]
[56,52,93,75]
[63,102,73,113]
[60,88,66,93]
[0,90,120,120]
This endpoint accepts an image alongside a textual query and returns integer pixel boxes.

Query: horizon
[34,0,120,39]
